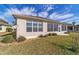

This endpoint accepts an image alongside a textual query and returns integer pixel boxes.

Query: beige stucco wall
[16,19,48,39]
[0,25,6,32]
[16,19,67,39]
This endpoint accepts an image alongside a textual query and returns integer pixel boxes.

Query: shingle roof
[0,19,8,25]
[13,14,72,25]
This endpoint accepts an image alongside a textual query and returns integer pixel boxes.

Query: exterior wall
[16,19,26,39]
[0,25,6,32]
[16,19,48,39]
[16,19,68,39]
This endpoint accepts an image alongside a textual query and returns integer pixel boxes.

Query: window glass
[27,27,32,32]
[26,20,43,32]
[54,24,58,31]
[47,23,54,32]
[38,22,43,32]
[27,21,32,27]
[26,21,32,32]
[38,23,43,32]
[33,22,37,32]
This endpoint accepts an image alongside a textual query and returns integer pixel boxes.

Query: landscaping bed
[0,32,79,55]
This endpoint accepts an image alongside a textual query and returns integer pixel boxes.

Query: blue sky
[0,4,79,25]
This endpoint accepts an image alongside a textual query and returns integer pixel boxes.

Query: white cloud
[38,11,48,18]
[31,12,37,16]
[46,6,54,11]
[38,5,54,18]
[57,14,74,19]
[61,16,79,22]
[4,7,37,16]
[21,7,37,16]
[2,5,76,24]
[42,5,54,11]
[49,12,60,20]
[4,5,54,18]
[4,8,21,16]
[49,12,74,20]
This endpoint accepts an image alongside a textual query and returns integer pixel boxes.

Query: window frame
[26,20,43,32]
[53,24,58,31]
[47,23,54,32]
[26,20,32,32]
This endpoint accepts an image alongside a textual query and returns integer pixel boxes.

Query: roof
[0,19,8,26]
[13,14,72,25]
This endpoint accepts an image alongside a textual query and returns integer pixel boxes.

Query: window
[54,24,58,31]
[26,21,32,32]
[33,21,37,32]
[38,22,43,32]
[0,25,2,30]
[62,25,66,31]
[26,20,43,32]
[47,23,54,32]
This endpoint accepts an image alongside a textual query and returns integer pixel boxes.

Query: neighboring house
[0,19,8,32]
[13,14,79,39]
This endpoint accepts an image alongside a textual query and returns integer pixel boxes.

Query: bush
[12,31,16,40]
[38,35,44,37]
[43,34,48,37]
[51,33,57,36]
[47,33,57,36]
[1,35,15,43]
[47,33,52,36]
[38,34,48,38]
[17,36,26,42]
[6,28,13,32]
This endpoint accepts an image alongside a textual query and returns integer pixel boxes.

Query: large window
[26,20,43,32]
[62,25,66,31]
[47,23,59,32]
[38,22,43,32]
[47,23,54,32]
[0,25,2,30]
[54,24,58,31]
[33,21,37,32]
[26,21,32,32]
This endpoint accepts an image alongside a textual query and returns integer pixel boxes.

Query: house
[0,19,8,33]
[13,14,79,39]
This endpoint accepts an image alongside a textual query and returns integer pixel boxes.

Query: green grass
[0,33,79,55]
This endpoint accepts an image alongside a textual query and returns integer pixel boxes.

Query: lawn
[0,33,79,55]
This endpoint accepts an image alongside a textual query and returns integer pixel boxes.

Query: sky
[0,4,79,25]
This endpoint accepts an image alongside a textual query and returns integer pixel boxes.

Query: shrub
[12,31,16,40]
[43,34,48,37]
[1,35,15,43]
[51,33,57,36]
[38,34,48,38]
[17,36,26,42]
[38,34,45,37]
[47,33,52,36]
[6,28,13,32]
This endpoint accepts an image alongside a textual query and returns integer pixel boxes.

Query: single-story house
[13,14,79,39]
[0,19,8,33]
